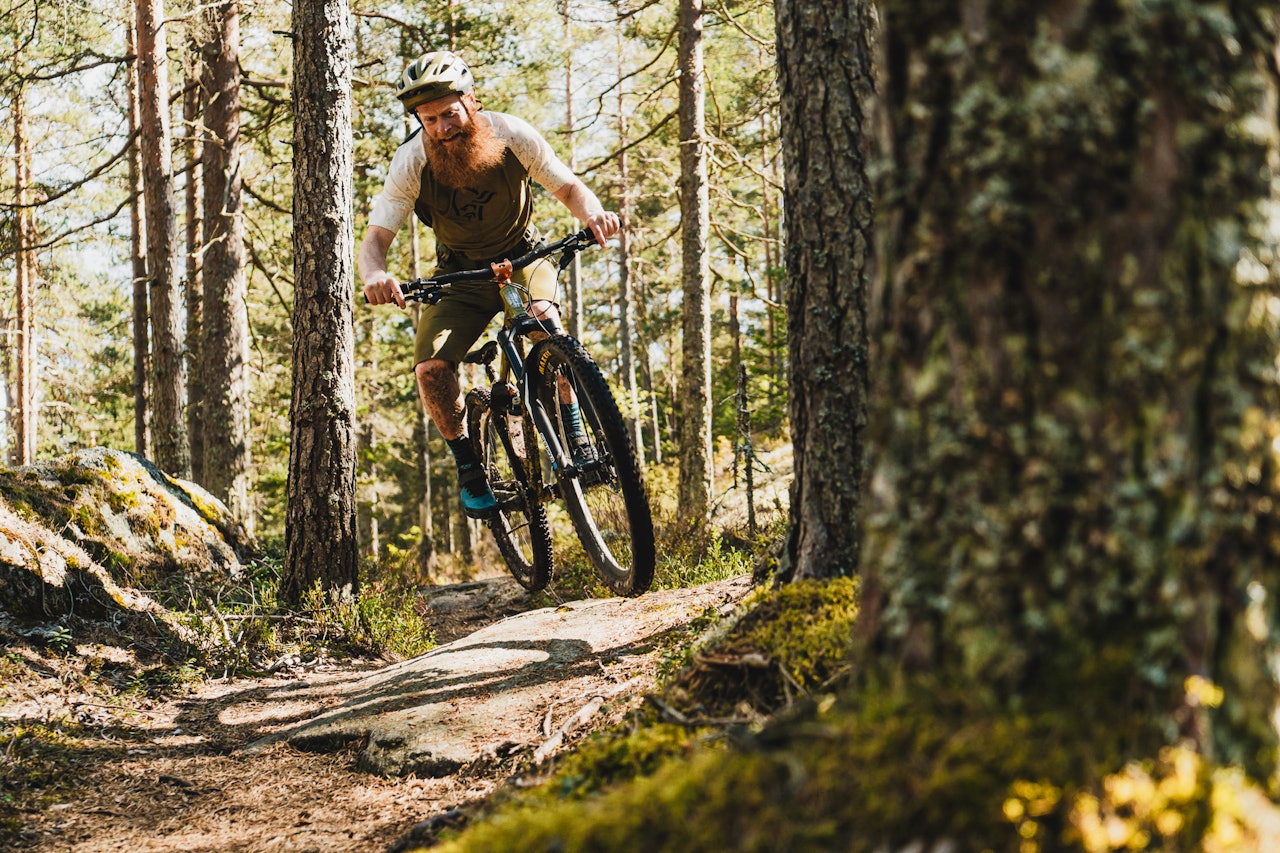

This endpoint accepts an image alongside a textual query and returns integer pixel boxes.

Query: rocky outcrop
[0,448,256,624]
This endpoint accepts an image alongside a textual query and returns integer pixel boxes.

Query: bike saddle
[462,340,500,366]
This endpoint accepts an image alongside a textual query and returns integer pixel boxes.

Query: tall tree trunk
[12,85,35,465]
[439,474,455,555]
[773,0,873,581]
[640,338,661,465]
[135,0,190,477]
[282,0,357,604]
[761,111,781,413]
[200,0,251,524]
[862,3,1280,776]
[562,1,584,343]
[615,45,643,467]
[358,313,380,563]
[2,320,13,463]
[126,16,150,458]
[414,396,435,575]
[409,217,436,574]
[184,38,205,485]
[676,0,711,520]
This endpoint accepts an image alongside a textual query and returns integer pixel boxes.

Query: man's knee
[415,358,451,380]
[415,359,457,396]
[529,299,560,321]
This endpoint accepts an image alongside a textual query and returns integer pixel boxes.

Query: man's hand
[553,179,620,248]
[585,210,620,247]
[363,272,407,310]
[359,225,405,308]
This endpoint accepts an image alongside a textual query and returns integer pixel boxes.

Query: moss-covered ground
[409,577,1280,853]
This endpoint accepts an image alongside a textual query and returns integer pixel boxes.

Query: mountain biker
[360,50,619,519]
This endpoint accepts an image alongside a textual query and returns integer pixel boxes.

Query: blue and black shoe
[457,464,498,519]
[569,434,597,469]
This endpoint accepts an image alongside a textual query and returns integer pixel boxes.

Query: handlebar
[392,228,600,305]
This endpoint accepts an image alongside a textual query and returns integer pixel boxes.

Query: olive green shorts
[413,256,559,366]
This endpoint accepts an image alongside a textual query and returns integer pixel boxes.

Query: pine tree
[281,0,358,603]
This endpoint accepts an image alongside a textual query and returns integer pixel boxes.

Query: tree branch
[1,129,140,210]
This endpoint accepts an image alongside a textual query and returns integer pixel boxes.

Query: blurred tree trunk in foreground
[861,3,1280,774]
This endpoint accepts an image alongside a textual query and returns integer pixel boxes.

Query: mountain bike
[401,229,655,596]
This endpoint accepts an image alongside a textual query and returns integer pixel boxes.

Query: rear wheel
[465,387,553,591]
[527,335,655,596]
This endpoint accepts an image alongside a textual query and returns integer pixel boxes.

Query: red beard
[424,111,507,188]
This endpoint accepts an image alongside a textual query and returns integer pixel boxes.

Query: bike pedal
[492,489,524,511]
[490,382,519,416]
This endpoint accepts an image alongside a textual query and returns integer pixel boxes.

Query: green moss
[666,578,859,718]
[531,724,707,804]
[105,486,140,514]
[427,680,1280,853]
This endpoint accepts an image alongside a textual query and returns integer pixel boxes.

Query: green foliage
[305,580,436,661]
[170,557,437,673]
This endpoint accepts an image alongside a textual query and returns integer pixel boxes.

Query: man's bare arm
[553,178,620,246]
[359,225,406,309]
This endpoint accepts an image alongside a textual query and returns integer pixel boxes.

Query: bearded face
[422,101,507,188]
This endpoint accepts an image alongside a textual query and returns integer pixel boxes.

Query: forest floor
[2,571,754,853]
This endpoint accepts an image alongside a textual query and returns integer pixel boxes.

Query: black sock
[446,435,479,471]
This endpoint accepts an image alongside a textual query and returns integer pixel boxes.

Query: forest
[4,0,1280,850]
[2,0,788,568]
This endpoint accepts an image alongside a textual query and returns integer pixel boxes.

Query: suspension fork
[496,322,574,477]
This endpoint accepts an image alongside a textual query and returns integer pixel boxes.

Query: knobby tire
[465,387,553,591]
[527,335,655,596]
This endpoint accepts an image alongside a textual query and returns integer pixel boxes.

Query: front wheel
[465,387,553,591]
[527,336,655,596]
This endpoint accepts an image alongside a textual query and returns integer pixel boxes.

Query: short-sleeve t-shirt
[368,111,576,260]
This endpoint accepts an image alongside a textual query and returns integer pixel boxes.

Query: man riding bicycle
[360,50,620,518]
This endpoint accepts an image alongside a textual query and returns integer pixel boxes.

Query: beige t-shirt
[368,111,576,260]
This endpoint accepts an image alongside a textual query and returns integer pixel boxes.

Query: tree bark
[13,85,36,465]
[863,2,1280,774]
[677,0,712,520]
[616,43,643,466]
[200,0,252,525]
[357,313,379,563]
[184,37,205,485]
[126,15,150,459]
[135,0,190,477]
[561,0,584,343]
[409,220,436,575]
[281,0,358,604]
[773,0,874,581]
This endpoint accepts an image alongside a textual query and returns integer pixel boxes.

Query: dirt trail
[10,574,752,853]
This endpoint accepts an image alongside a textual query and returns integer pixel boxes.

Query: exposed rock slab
[245,575,753,776]
[0,447,255,624]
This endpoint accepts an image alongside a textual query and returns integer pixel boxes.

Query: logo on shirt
[452,189,497,222]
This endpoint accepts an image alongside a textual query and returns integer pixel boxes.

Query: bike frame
[488,263,581,494]
[396,228,604,490]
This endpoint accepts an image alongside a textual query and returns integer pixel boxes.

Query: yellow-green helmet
[397,50,475,113]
